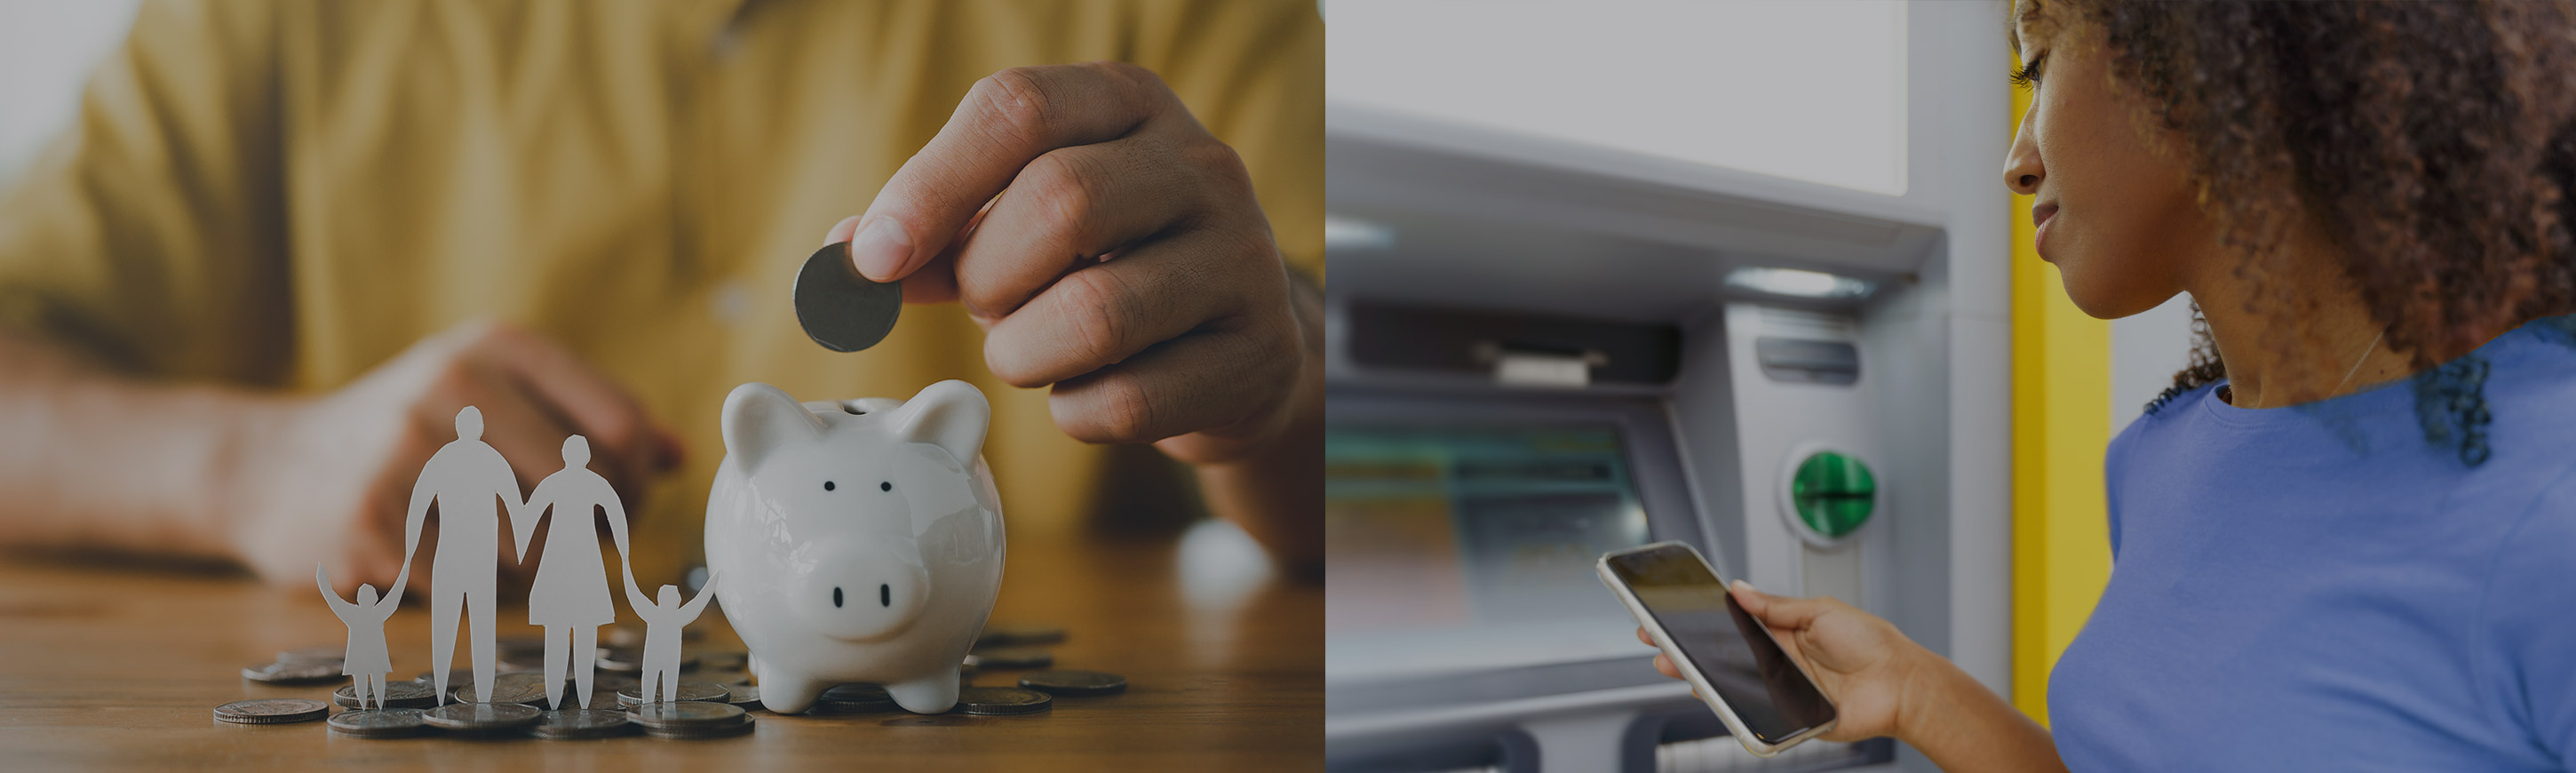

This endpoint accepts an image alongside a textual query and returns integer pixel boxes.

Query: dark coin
[531,708,635,740]
[724,684,762,709]
[813,682,894,713]
[422,702,543,734]
[619,681,729,705]
[335,681,439,708]
[950,687,1053,716]
[276,645,346,665]
[214,698,330,724]
[974,623,1068,648]
[1017,670,1127,697]
[793,241,903,352]
[631,700,751,738]
[964,647,1053,670]
[327,708,428,738]
[241,660,341,685]
[455,672,554,705]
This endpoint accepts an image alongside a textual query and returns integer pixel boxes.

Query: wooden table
[0,521,1320,769]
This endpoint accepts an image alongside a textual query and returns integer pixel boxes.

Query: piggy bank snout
[791,540,932,642]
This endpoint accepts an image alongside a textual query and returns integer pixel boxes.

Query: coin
[422,702,543,734]
[974,623,1068,648]
[455,672,554,705]
[241,660,341,685]
[531,708,635,740]
[595,647,644,673]
[793,241,903,353]
[632,701,752,739]
[950,687,1053,716]
[964,647,1053,670]
[1017,670,1126,697]
[724,684,762,709]
[276,645,346,665]
[327,708,428,738]
[618,681,728,705]
[415,671,473,689]
[214,698,330,724]
[335,681,440,708]
[813,682,894,713]
[591,673,640,693]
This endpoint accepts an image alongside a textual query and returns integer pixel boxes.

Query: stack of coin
[950,687,1053,716]
[630,701,752,739]
[617,681,728,705]
[963,647,1053,670]
[811,682,894,713]
[422,702,543,736]
[213,698,330,724]
[240,659,341,686]
[414,671,473,690]
[530,708,634,740]
[497,636,547,673]
[335,681,440,709]
[327,708,429,738]
[455,672,556,705]
[723,684,763,710]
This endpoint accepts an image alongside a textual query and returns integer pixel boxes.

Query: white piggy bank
[704,380,1005,714]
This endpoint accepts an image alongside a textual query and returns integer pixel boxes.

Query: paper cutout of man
[402,405,528,705]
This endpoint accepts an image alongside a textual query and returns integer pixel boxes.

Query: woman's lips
[2031,203,2059,261]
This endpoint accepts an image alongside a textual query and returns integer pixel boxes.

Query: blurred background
[0,1,141,183]
[1322,2,2190,771]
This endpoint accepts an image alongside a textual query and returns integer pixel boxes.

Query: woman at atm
[1649,2,2576,770]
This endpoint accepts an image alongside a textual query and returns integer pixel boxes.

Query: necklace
[2244,328,2383,409]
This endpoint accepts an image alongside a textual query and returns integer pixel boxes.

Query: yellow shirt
[0,0,1323,583]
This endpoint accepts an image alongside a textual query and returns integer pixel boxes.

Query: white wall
[0,0,142,185]
[2109,295,2196,435]
[1325,0,1910,196]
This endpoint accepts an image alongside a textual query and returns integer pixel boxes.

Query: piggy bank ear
[722,382,824,473]
[889,379,990,464]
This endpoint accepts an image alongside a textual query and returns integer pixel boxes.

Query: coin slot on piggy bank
[704,380,1006,714]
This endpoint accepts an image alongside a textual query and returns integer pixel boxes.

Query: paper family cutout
[317,406,718,710]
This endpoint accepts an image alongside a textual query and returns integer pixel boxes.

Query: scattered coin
[530,708,635,740]
[724,684,762,710]
[241,660,342,685]
[454,672,554,705]
[422,702,543,735]
[214,698,330,724]
[335,681,440,709]
[618,681,729,705]
[974,623,1068,648]
[327,708,428,738]
[793,241,903,353]
[276,645,346,665]
[950,687,1053,716]
[1017,670,1127,697]
[631,701,753,739]
[964,647,1053,670]
[813,682,895,713]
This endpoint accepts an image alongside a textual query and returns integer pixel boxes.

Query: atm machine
[1323,7,2012,772]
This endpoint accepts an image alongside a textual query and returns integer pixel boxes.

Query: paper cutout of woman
[513,435,633,710]
[317,560,409,709]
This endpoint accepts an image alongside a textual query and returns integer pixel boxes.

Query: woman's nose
[2002,113,2044,195]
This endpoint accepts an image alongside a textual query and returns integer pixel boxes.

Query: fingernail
[1730,579,1755,593]
[848,217,912,282]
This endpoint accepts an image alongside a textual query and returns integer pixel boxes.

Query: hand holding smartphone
[1599,541,1838,757]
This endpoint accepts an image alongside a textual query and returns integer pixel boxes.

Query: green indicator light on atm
[1791,451,1875,539]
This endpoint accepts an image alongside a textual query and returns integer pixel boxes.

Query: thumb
[1733,580,1831,631]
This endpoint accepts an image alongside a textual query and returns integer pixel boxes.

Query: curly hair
[2021,1,2576,462]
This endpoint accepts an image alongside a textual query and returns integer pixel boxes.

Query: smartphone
[1598,541,1837,757]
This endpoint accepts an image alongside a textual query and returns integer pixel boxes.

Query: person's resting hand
[826,60,1316,466]
[233,321,680,593]
[1640,580,1929,743]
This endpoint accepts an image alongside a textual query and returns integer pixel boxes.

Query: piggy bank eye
[880,481,892,492]
[823,481,836,491]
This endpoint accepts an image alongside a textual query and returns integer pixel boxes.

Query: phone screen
[1609,546,1835,744]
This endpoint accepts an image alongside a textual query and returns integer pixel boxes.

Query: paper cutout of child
[317,560,410,709]
[624,570,720,703]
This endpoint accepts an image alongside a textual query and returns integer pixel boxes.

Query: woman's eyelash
[2010,54,2047,89]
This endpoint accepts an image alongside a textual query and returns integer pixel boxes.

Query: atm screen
[1325,425,1655,675]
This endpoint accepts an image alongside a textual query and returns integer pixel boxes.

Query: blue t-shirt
[2051,317,2576,771]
